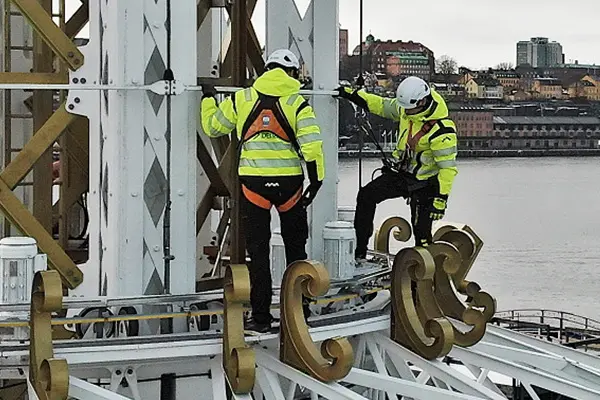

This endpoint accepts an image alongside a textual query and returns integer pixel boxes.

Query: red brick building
[449,106,494,137]
[352,34,434,81]
[339,28,349,59]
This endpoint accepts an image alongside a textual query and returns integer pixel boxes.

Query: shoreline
[338,149,600,158]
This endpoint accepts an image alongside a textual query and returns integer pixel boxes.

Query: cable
[162,0,175,303]
[357,0,364,189]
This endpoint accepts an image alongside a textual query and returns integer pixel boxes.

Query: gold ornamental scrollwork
[223,264,255,394]
[391,247,454,360]
[280,260,353,382]
[29,270,69,400]
[374,216,412,254]
[431,226,497,346]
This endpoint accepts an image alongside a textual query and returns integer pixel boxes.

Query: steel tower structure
[0,1,600,399]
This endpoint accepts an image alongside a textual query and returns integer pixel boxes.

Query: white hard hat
[396,76,431,109]
[265,49,300,70]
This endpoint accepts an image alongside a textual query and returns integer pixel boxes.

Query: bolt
[81,78,87,84]
[127,368,133,375]
[68,104,75,110]
[131,192,138,197]
[72,78,79,84]
[115,369,122,375]
[74,97,81,103]
[67,270,74,276]
[67,52,74,58]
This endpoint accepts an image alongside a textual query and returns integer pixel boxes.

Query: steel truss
[5,313,600,399]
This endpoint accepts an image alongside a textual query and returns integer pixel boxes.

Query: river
[338,157,600,320]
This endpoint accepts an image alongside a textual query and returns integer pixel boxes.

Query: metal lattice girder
[69,376,133,400]
[485,324,600,371]
[0,177,83,288]
[255,349,368,400]
[472,342,600,390]
[11,0,84,70]
[372,333,507,400]
[451,345,600,400]
[2,104,77,189]
[0,101,84,288]
[0,72,68,84]
[343,369,491,400]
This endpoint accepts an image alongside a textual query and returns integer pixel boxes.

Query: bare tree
[435,55,458,75]
[495,62,514,70]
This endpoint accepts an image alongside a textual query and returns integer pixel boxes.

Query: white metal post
[69,0,197,332]
[265,0,339,262]
[309,0,340,261]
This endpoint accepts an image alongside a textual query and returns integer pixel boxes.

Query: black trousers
[354,171,438,259]
[240,175,309,324]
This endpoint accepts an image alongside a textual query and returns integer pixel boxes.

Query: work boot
[244,318,272,334]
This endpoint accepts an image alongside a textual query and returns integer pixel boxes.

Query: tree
[495,62,514,70]
[435,55,458,75]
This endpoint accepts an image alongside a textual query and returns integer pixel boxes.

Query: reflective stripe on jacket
[200,68,325,180]
[353,88,458,196]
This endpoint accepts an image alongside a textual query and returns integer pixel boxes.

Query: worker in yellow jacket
[200,49,325,333]
[336,76,458,262]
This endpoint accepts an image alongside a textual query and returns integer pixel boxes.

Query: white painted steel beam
[451,346,600,400]
[372,333,507,400]
[256,367,286,400]
[69,376,133,400]
[473,342,600,390]
[343,368,490,400]
[485,325,600,371]
[255,350,368,400]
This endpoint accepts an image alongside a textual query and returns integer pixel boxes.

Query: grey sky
[255,0,600,70]
[65,0,600,70]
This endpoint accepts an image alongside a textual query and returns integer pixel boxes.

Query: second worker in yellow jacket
[200,49,325,333]
[336,76,458,262]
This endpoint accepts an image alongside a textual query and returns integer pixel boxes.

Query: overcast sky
[65,0,600,70]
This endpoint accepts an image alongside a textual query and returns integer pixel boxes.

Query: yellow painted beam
[2,103,77,190]
[11,0,84,70]
[0,72,68,84]
[0,178,83,288]
[65,1,89,39]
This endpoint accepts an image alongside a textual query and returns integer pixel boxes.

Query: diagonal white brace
[69,376,133,400]
[343,368,492,400]
[255,349,368,400]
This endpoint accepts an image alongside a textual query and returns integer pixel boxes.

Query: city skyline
[284,0,600,70]
[62,0,600,70]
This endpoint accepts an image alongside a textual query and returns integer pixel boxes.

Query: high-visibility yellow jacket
[200,68,325,181]
[352,88,458,196]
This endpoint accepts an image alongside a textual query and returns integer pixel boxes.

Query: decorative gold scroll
[29,270,69,400]
[280,260,353,382]
[223,264,255,393]
[391,247,454,360]
[431,226,497,346]
[374,216,412,254]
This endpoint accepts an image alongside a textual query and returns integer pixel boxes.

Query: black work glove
[302,161,322,208]
[429,194,448,221]
[302,181,322,208]
[201,83,216,99]
[335,86,369,110]
[381,159,401,175]
[335,86,353,100]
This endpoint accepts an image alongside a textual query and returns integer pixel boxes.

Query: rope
[357,0,364,189]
